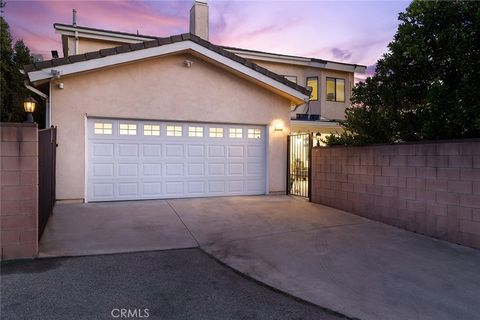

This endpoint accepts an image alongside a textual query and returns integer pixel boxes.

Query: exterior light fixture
[274,120,284,132]
[315,132,321,147]
[23,97,37,123]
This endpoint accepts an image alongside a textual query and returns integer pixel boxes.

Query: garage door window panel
[209,127,224,138]
[94,123,112,135]
[167,125,182,137]
[144,125,160,136]
[188,126,204,137]
[248,129,261,139]
[229,128,243,138]
[120,124,137,135]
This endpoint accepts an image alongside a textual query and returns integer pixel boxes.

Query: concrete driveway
[40,195,480,320]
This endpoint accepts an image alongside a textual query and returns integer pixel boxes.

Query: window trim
[188,126,204,137]
[166,125,183,137]
[306,76,318,101]
[143,124,160,136]
[209,127,224,138]
[248,128,261,139]
[326,77,346,103]
[93,122,113,135]
[119,123,137,136]
[229,128,243,139]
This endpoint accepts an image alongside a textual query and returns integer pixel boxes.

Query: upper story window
[209,127,224,138]
[326,77,345,102]
[283,75,297,84]
[144,124,160,136]
[166,125,182,137]
[94,122,112,135]
[119,123,137,135]
[188,126,203,137]
[248,128,261,139]
[229,128,243,138]
[306,77,318,101]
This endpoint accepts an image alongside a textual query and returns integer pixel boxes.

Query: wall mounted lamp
[23,97,37,123]
[274,121,284,132]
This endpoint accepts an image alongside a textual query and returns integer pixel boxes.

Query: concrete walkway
[40,195,480,320]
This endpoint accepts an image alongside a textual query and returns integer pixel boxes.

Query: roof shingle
[25,32,310,96]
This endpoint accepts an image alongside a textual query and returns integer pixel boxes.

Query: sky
[3,0,411,79]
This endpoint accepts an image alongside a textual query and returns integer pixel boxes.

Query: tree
[325,0,480,146]
[0,16,40,123]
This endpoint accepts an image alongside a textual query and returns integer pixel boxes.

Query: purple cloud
[331,48,352,61]
[3,0,409,70]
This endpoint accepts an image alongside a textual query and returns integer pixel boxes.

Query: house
[24,0,365,203]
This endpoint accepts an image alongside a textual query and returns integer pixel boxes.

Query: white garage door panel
[87,119,266,202]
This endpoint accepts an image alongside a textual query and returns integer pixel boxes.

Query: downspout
[74,30,79,55]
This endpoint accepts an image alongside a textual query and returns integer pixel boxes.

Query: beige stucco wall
[67,37,125,56]
[50,53,291,200]
[251,60,353,121]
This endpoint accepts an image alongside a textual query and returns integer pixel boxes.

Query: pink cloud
[3,0,409,69]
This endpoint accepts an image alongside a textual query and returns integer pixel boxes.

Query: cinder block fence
[1,123,38,260]
[311,140,480,249]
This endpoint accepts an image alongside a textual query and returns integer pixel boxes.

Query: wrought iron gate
[287,133,312,199]
[38,127,57,240]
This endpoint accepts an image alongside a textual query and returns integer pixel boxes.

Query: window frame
[93,122,113,135]
[188,126,204,137]
[229,128,243,139]
[248,128,261,139]
[166,125,183,137]
[143,124,160,136]
[306,76,318,101]
[119,123,137,136]
[209,127,224,138]
[326,77,346,102]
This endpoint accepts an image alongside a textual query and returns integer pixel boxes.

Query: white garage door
[86,118,266,202]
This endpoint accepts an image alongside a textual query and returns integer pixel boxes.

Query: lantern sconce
[273,120,284,132]
[315,132,322,147]
[23,97,37,123]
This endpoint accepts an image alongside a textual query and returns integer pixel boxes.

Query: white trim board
[55,25,154,43]
[227,49,367,74]
[27,41,309,104]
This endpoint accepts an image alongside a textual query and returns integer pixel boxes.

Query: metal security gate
[287,133,312,199]
[38,127,57,240]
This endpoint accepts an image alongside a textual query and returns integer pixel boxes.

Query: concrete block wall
[311,140,480,249]
[1,123,38,260]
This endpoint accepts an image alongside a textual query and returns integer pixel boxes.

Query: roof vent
[72,9,77,27]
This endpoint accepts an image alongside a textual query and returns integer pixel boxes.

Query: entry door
[287,133,312,199]
[87,118,266,202]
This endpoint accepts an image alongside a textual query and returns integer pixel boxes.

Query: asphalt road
[1,248,348,320]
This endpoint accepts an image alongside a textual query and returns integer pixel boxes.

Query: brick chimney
[189,0,209,41]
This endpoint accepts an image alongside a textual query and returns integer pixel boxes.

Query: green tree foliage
[0,16,40,123]
[325,0,480,146]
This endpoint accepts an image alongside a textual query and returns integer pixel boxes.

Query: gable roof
[53,23,366,73]
[222,46,367,73]
[25,33,310,103]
